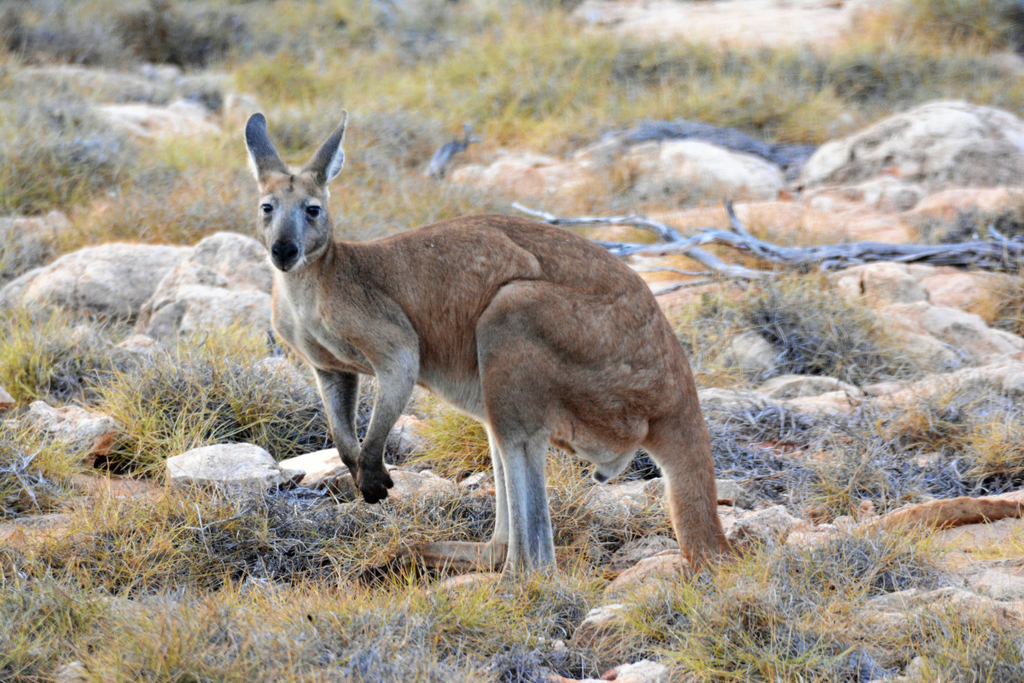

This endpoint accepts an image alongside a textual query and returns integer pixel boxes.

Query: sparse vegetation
[3,1,1024,681]
[96,329,330,473]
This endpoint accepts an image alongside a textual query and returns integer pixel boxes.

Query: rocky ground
[4,0,1024,681]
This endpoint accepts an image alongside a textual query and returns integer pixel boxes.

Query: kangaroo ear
[304,111,348,186]
[244,113,288,184]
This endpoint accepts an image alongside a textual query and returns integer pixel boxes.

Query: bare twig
[514,202,1024,274]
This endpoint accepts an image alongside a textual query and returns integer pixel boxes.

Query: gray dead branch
[513,202,1024,276]
[426,123,479,179]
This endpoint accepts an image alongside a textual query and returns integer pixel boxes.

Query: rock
[389,468,457,501]
[0,387,14,414]
[0,513,74,550]
[448,151,581,198]
[755,374,861,400]
[934,516,1024,554]
[23,401,118,465]
[572,0,875,49]
[135,232,273,338]
[911,186,1024,222]
[250,357,311,392]
[588,479,660,513]
[0,211,70,284]
[917,269,1004,313]
[784,391,858,416]
[697,387,773,409]
[604,551,688,598]
[608,535,680,573]
[882,359,1024,405]
[867,586,1024,626]
[959,559,1024,601]
[0,243,191,317]
[799,101,1024,192]
[830,262,929,305]
[166,443,300,492]
[54,661,89,683]
[881,302,1024,364]
[116,334,165,359]
[96,99,220,139]
[278,448,346,488]
[222,92,261,129]
[865,496,1024,532]
[624,140,785,201]
[609,660,669,683]
[807,177,926,213]
[721,331,777,378]
[434,572,502,592]
[571,603,628,651]
[715,478,750,507]
[391,414,431,457]
[458,471,492,491]
[725,505,809,549]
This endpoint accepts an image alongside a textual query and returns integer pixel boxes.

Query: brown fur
[244,112,730,572]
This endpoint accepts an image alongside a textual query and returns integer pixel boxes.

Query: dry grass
[672,274,920,388]
[0,420,83,518]
[96,329,330,474]
[0,307,130,405]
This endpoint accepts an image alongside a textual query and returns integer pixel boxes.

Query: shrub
[115,2,246,68]
[0,420,82,518]
[96,330,329,473]
[0,94,135,214]
[0,307,129,405]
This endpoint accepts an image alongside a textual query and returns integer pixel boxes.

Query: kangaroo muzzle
[270,238,301,271]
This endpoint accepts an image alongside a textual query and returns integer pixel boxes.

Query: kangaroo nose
[271,240,300,269]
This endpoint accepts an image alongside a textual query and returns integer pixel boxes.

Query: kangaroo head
[244,112,348,272]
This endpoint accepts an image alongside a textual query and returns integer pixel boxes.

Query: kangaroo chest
[271,275,373,375]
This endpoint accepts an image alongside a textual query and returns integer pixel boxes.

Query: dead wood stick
[513,202,1024,274]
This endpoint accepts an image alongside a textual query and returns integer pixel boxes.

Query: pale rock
[0,211,71,283]
[435,572,502,592]
[829,262,929,305]
[861,381,904,397]
[715,478,750,506]
[959,559,1024,601]
[721,331,777,377]
[604,551,687,598]
[0,243,191,317]
[96,99,220,138]
[756,374,861,400]
[571,603,628,650]
[608,535,679,573]
[588,478,658,513]
[24,401,118,463]
[386,468,457,502]
[807,177,925,212]
[917,268,1004,313]
[0,386,14,414]
[784,391,857,415]
[868,586,1024,625]
[911,186,1024,222]
[799,101,1024,191]
[116,334,165,359]
[882,302,1024,364]
[572,0,876,49]
[54,661,89,683]
[391,414,431,457]
[448,151,580,198]
[250,357,311,392]
[697,387,773,409]
[726,505,809,548]
[135,232,273,338]
[458,471,492,490]
[166,443,300,491]
[222,92,261,129]
[278,448,346,488]
[624,140,785,201]
[934,516,1024,554]
[606,660,669,683]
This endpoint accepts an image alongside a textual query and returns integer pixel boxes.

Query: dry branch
[513,202,1024,274]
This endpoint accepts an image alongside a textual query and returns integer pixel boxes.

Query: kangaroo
[244,111,730,572]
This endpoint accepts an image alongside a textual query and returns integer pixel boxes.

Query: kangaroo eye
[305,205,321,218]
[260,203,273,215]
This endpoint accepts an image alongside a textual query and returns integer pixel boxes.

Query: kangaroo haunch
[244,111,730,573]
